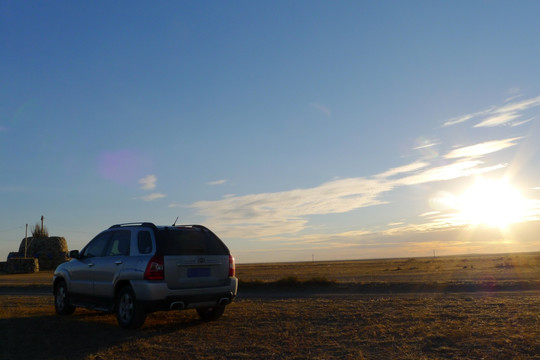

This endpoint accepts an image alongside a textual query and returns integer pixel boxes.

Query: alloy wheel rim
[120,293,133,321]
[56,287,66,311]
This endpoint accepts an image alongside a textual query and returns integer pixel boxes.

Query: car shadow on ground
[0,311,204,360]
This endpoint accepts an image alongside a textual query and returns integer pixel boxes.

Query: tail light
[144,255,164,280]
[228,255,236,277]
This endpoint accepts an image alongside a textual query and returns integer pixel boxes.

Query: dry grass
[2,294,540,359]
[3,252,540,359]
[236,252,540,283]
[3,251,540,287]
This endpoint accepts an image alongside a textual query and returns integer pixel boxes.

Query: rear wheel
[197,304,226,321]
[116,286,147,329]
[54,280,76,315]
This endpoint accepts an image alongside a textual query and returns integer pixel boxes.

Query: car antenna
[172,216,179,226]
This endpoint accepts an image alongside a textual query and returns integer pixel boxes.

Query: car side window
[138,231,153,254]
[107,230,131,256]
[81,232,112,258]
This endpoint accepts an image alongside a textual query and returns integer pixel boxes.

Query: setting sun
[457,178,527,228]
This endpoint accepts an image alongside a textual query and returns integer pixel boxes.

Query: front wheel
[54,280,76,315]
[116,286,147,329]
[197,304,226,321]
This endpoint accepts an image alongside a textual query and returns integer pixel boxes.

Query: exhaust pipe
[218,297,230,306]
[170,301,185,310]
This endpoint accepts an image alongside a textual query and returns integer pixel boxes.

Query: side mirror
[69,250,80,259]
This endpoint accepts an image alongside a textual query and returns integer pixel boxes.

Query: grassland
[237,252,540,283]
[2,252,540,359]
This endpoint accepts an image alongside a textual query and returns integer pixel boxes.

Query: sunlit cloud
[505,93,522,103]
[511,117,534,127]
[474,112,519,127]
[443,95,540,128]
[208,179,227,186]
[139,175,157,190]
[375,161,429,179]
[419,211,441,218]
[474,96,540,127]
[442,106,494,127]
[413,141,439,150]
[496,95,540,113]
[182,96,539,252]
[413,137,440,159]
[394,160,505,186]
[444,137,521,159]
[191,177,393,238]
[443,114,475,127]
[190,156,510,239]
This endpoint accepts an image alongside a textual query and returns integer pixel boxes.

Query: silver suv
[53,222,238,328]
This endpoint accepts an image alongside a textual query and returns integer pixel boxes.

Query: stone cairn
[4,257,39,274]
[16,236,70,271]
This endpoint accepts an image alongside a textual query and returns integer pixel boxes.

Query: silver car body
[53,223,237,318]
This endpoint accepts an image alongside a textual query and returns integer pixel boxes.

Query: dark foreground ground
[2,286,540,359]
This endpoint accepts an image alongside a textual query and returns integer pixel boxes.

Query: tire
[116,286,147,329]
[197,304,226,321]
[54,280,76,315]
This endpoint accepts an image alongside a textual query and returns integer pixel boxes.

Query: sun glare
[457,178,527,228]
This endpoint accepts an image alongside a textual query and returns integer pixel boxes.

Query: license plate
[187,268,211,277]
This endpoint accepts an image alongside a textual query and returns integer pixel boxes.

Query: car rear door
[160,227,230,290]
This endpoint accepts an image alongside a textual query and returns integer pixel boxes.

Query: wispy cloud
[474,112,520,127]
[375,161,429,179]
[443,114,475,127]
[444,137,521,159]
[443,95,540,128]
[208,179,227,186]
[185,96,536,247]
[139,174,157,190]
[137,193,166,202]
[443,107,494,127]
[394,160,505,187]
[413,142,439,150]
[191,177,393,238]
[474,96,540,127]
[309,102,332,117]
[497,95,540,113]
[190,153,509,239]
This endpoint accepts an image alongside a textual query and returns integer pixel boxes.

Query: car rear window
[137,231,153,254]
[158,227,228,256]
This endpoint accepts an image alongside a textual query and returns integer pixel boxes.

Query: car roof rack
[109,222,157,230]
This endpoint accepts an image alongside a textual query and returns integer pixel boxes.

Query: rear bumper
[131,277,238,312]
[140,291,235,312]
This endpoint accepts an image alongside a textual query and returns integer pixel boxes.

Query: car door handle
[115,260,123,265]
[87,263,94,267]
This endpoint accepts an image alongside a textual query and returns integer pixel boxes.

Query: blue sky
[2,1,540,263]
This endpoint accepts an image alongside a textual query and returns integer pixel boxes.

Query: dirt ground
[2,256,540,359]
[2,289,540,359]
